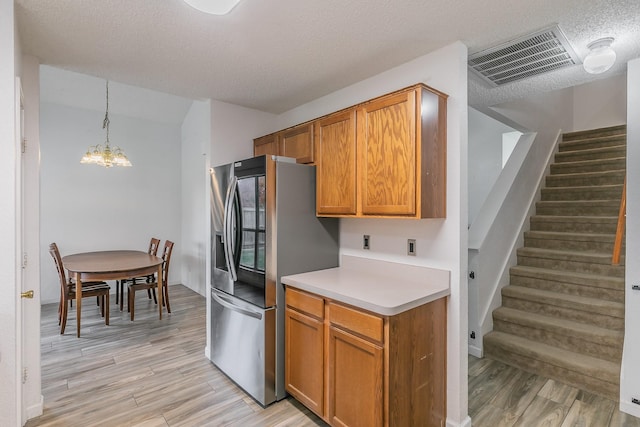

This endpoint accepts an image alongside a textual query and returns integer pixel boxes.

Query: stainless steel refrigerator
[208,155,339,406]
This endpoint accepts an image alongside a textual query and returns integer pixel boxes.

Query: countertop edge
[281,267,450,316]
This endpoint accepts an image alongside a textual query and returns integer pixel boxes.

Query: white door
[16,78,27,425]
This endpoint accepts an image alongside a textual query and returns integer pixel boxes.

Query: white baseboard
[447,415,472,427]
[619,400,640,419]
[204,346,211,361]
[468,344,483,358]
[26,394,43,420]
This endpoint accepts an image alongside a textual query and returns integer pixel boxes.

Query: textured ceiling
[15,0,640,114]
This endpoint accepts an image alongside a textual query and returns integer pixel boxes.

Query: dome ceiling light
[583,37,616,74]
[183,0,241,15]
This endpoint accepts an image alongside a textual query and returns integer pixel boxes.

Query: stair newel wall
[468,131,561,357]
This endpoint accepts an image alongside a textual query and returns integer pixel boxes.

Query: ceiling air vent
[468,24,581,87]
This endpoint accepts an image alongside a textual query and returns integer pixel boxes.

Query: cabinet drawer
[286,287,324,320]
[329,302,383,344]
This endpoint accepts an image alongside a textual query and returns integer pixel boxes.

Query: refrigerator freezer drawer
[210,289,277,406]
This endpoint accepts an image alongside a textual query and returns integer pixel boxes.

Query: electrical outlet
[407,239,416,256]
[363,235,370,250]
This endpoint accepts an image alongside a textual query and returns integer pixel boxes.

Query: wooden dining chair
[49,243,111,334]
[128,240,174,321]
[116,237,160,311]
[50,242,107,315]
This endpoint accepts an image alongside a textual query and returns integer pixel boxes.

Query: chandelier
[81,81,132,168]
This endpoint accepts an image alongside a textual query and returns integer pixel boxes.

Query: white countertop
[281,255,450,316]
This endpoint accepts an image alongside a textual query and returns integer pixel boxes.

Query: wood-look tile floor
[27,285,640,426]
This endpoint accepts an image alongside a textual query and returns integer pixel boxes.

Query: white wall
[468,107,518,226]
[39,100,183,303]
[181,100,211,296]
[209,99,276,167]
[620,58,640,418]
[277,42,470,427]
[572,74,626,132]
[0,1,19,425]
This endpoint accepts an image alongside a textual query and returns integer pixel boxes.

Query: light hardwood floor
[27,285,640,426]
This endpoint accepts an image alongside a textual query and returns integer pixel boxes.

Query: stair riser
[550,159,626,174]
[493,319,622,363]
[524,236,617,253]
[562,126,626,142]
[509,273,624,303]
[535,203,619,216]
[559,137,626,152]
[483,342,619,400]
[517,254,625,277]
[545,174,625,188]
[502,296,624,330]
[540,186,623,201]
[530,219,618,234]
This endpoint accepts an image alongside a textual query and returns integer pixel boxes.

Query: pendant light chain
[103,81,110,144]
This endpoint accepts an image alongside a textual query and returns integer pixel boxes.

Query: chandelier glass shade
[81,81,132,168]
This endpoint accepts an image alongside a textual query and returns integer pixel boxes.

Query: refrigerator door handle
[223,176,239,281]
[212,290,263,320]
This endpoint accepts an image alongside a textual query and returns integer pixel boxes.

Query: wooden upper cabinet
[279,122,315,164]
[358,90,417,216]
[316,84,447,219]
[254,133,278,157]
[315,110,357,216]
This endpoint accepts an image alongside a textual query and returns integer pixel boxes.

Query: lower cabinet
[285,286,447,427]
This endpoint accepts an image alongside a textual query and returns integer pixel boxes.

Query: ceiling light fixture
[81,81,132,168]
[583,37,616,74]
[182,0,241,15]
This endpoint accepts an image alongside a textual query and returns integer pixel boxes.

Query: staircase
[484,125,626,400]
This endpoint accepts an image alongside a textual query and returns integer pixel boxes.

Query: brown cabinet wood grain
[358,90,417,216]
[285,286,447,427]
[328,326,383,427]
[315,110,357,215]
[316,84,447,218]
[253,133,278,157]
[254,83,447,218]
[285,307,324,416]
[279,122,315,164]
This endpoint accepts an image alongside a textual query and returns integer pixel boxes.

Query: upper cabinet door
[254,133,279,158]
[279,123,314,164]
[358,90,417,216]
[315,110,357,216]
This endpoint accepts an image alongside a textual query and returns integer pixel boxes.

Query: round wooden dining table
[63,250,164,337]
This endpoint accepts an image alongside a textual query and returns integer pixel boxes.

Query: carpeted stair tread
[545,169,625,187]
[530,215,618,233]
[484,331,620,385]
[562,125,626,142]
[510,265,624,291]
[517,246,624,265]
[550,157,626,175]
[540,184,624,201]
[501,285,624,319]
[493,307,623,346]
[559,134,626,152]
[525,230,615,242]
[554,145,626,163]
[535,200,620,217]
[524,230,619,253]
